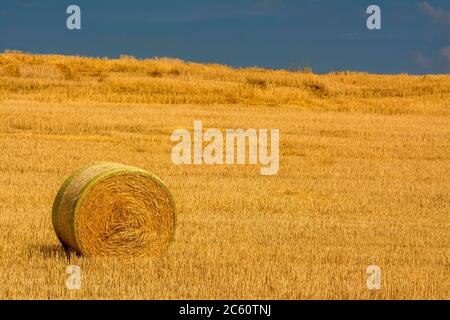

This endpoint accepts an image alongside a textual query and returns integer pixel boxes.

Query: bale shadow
[31,244,79,261]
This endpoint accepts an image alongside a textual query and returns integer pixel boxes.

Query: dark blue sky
[0,0,449,74]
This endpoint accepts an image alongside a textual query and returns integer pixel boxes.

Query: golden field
[0,51,448,299]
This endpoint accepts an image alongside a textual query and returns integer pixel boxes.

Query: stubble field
[0,52,449,299]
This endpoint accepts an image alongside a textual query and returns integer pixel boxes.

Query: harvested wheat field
[0,52,449,299]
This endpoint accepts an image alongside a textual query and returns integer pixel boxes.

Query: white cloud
[4,0,32,9]
[253,0,284,11]
[439,46,450,63]
[419,1,450,25]
[415,52,433,68]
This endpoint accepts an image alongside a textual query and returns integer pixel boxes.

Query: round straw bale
[52,162,176,257]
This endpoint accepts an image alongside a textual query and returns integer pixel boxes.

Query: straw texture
[52,163,176,257]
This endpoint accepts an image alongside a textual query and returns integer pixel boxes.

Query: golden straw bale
[52,163,176,257]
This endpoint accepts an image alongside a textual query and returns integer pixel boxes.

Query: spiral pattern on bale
[52,163,176,257]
